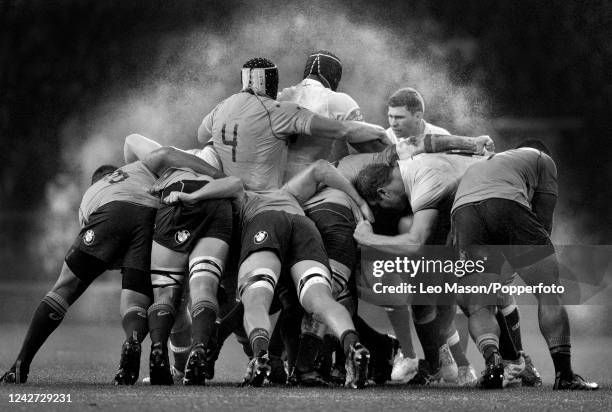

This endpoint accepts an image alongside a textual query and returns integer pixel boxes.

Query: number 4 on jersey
[222,123,239,162]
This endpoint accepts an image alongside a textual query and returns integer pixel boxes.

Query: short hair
[91,164,118,184]
[388,87,425,115]
[354,164,395,202]
[515,138,552,156]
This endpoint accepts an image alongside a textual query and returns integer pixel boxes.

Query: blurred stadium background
[1,0,611,399]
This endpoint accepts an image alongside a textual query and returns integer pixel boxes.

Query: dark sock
[504,308,523,352]
[353,315,387,350]
[340,330,359,357]
[218,303,244,346]
[551,346,573,380]
[415,322,440,374]
[496,310,520,360]
[449,342,470,367]
[249,328,270,357]
[280,309,302,370]
[148,303,175,344]
[296,333,323,373]
[16,292,69,369]
[191,302,217,348]
[122,307,148,343]
[268,317,284,358]
[455,312,470,353]
[483,345,500,365]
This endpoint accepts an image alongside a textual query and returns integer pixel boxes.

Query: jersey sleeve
[535,152,558,196]
[405,164,451,212]
[329,92,363,121]
[270,101,315,136]
[199,105,218,140]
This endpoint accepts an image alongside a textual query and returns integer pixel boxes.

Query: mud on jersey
[79,161,159,226]
[201,91,314,191]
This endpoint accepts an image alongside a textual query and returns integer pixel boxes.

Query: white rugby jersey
[278,79,363,181]
[398,153,483,213]
[385,120,450,145]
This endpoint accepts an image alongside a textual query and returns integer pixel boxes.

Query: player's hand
[147,183,164,195]
[359,202,375,223]
[353,220,374,245]
[163,191,191,205]
[475,135,495,155]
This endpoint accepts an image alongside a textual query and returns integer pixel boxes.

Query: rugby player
[274,50,397,385]
[352,152,484,386]
[145,165,239,386]
[186,159,374,388]
[0,146,218,385]
[450,141,598,390]
[385,87,450,144]
[197,57,388,191]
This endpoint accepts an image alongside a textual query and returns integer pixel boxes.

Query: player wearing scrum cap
[197,57,388,191]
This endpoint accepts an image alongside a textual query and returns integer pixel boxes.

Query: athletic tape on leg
[297,267,332,305]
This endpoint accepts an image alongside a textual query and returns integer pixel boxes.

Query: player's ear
[376,187,388,200]
[414,110,423,120]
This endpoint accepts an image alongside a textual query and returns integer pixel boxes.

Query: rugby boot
[407,359,432,385]
[183,344,207,386]
[479,353,504,389]
[345,343,370,389]
[267,354,287,385]
[553,372,599,390]
[149,342,174,385]
[391,351,419,382]
[113,336,141,385]
[241,353,271,387]
[519,352,542,387]
[371,334,400,384]
[457,365,478,386]
[0,361,28,384]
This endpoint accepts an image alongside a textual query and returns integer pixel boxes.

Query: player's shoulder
[277,85,297,102]
[424,121,451,135]
[328,91,359,109]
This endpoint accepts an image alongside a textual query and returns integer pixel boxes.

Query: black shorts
[153,181,233,253]
[69,201,157,272]
[305,202,357,269]
[239,210,329,269]
[451,198,555,273]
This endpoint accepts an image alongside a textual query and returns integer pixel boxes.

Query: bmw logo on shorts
[175,230,190,244]
[83,229,95,246]
[254,231,268,244]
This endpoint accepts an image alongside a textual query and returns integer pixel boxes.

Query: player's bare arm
[353,208,438,254]
[283,159,374,222]
[162,175,244,205]
[397,134,495,158]
[309,115,387,144]
[124,133,163,164]
[143,146,226,179]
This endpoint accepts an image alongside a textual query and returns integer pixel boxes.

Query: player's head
[241,57,279,99]
[355,164,407,211]
[387,87,425,138]
[515,138,552,156]
[303,50,342,91]
[91,164,118,184]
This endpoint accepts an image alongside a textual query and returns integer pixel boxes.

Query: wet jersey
[278,79,363,181]
[200,91,314,191]
[452,148,558,212]
[79,161,159,226]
